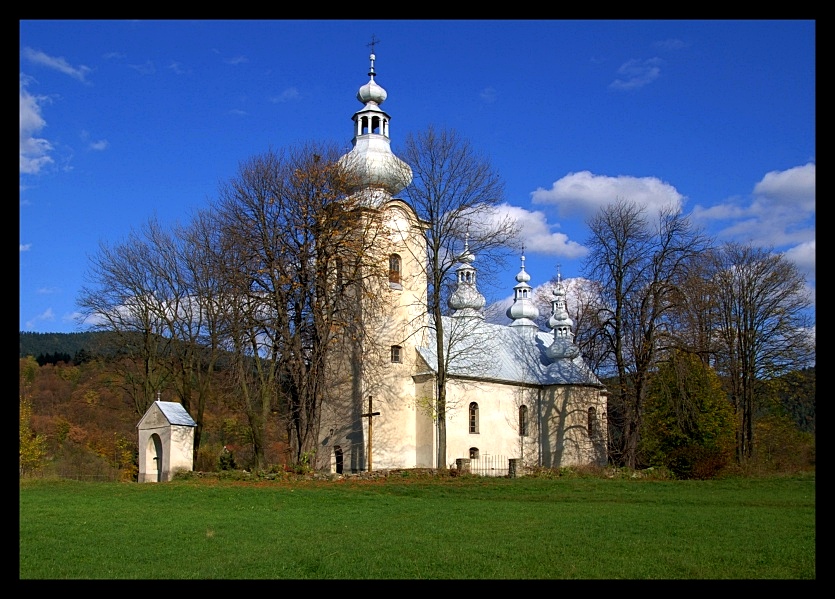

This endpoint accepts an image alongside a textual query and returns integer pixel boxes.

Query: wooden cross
[361,396,380,472]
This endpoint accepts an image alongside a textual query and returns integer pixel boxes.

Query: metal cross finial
[367,35,380,54]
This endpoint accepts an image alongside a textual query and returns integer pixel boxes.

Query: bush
[753,413,815,472]
[666,445,730,480]
[218,448,237,471]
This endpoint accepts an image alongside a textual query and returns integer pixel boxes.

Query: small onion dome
[507,254,540,326]
[449,239,486,318]
[357,53,388,105]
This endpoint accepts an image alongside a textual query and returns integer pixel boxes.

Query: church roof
[416,316,602,387]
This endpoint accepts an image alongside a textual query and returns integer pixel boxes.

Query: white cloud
[480,87,497,103]
[531,170,685,221]
[81,129,109,151]
[653,39,688,51]
[129,61,156,75]
[21,47,92,82]
[168,61,188,75]
[753,163,816,214]
[25,308,56,329]
[224,55,248,65]
[783,240,815,281]
[692,163,815,249]
[20,243,32,252]
[609,57,663,90]
[494,203,588,258]
[19,77,54,175]
[270,87,301,103]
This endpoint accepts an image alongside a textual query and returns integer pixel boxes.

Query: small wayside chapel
[317,50,608,475]
[137,400,196,482]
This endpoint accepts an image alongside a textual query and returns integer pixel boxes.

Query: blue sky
[20,20,815,334]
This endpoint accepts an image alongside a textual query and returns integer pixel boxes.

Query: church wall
[413,374,437,468]
[443,379,540,468]
[539,385,608,468]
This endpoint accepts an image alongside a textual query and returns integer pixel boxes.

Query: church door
[334,445,344,475]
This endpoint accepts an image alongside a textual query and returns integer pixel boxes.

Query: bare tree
[708,242,814,461]
[399,125,519,468]
[78,215,225,465]
[583,199,711,468]
[211,143,373,468]
[78,223,174,416]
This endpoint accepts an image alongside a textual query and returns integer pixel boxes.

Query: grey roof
[156,401,197,427]
[416,316,602,387]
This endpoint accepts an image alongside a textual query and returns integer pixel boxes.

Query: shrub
[666,445,730,480]
[219,448,237,471]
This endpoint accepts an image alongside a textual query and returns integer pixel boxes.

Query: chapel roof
[155,401,197,427]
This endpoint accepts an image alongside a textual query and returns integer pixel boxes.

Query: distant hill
[19,331,115,362]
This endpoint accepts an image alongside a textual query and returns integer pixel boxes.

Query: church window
[469,447,479,459]
[389,254,401,285]
[469,402,479,434]
[335,257,344,289]
[519,405,528,436]
[588,406,598,438]
[391,345,402,363]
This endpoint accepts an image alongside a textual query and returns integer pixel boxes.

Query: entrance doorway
[334,445,344,475]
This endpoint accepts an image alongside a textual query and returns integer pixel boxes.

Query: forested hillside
[19,333,814,480]
[19,331,116,365]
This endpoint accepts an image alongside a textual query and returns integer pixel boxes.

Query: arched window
[519,405,528,437]
[469,447,479,459]
[469,402,479,434]
[334,257,343,289]
[588,406,597,438]
[390,345,402,363]
[389,254,401,285]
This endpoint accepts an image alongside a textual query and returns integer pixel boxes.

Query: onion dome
[339,52,412,202]
[507,253,540,329]
[546,272,580,360]
[448,235,486,319]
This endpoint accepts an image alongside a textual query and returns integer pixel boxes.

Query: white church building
[316,51,608,475]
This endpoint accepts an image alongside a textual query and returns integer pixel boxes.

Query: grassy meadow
[19,471,815,579]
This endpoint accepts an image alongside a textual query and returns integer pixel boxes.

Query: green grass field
[19,472,815,579]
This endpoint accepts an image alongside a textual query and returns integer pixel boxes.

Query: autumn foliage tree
[20,395,47,477]
[210,143,374,468]
[640,350,735,479]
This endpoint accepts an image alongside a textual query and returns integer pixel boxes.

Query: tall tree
[399,125,519,468]
[709,242,814,461]
[211,143,371,467]
[583,199,711,468]
[78,225,174,416]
